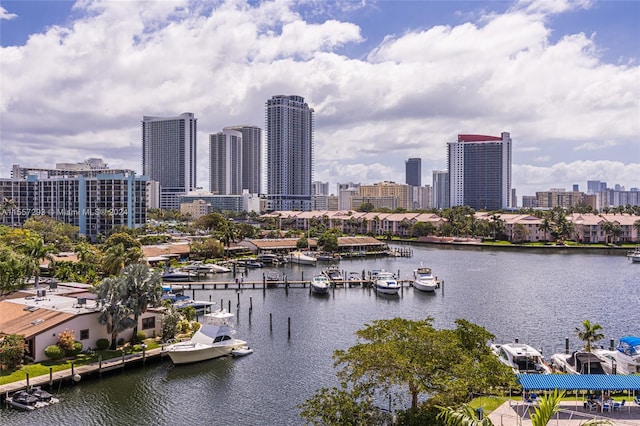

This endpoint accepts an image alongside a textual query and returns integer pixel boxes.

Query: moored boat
[412,265,438,292]
[231,346,254,357]
[310,274,330,295]
[165,309,247,364]
[628,245,640,263]
[491,342,552,374]
[323,266,343,283]
[162,269,197,282]
[594,336,640,374]
[374,270,400,295]
[550,350,608,374]
[289,251,317,265]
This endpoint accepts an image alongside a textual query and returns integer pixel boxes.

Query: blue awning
[517,374,640,391]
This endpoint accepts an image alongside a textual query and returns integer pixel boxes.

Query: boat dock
[1,347,168,406]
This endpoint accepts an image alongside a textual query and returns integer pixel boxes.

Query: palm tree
[93,276,135,350]
[17,235,58,289]
[576,319,605,374]
[438,390,611,426]
[121,264,162,341]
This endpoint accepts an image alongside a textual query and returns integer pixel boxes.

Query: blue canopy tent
[517,374,640,414]
[517,374,640,392]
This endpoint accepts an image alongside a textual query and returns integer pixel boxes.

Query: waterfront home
[0,283,162,362]
[238,236,387,256]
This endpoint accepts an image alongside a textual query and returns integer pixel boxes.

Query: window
[80,329,89,340]
[142,317,155,330]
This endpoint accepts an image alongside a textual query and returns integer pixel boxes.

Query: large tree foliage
[0,243,31,295]
[12,230,58,288]
[121,264,162,339]
[299,318,514,424]
[93,276,135,349]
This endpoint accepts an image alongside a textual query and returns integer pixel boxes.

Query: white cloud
[0,0,638,196]
[0,6,17,20]
[574,140,617,151]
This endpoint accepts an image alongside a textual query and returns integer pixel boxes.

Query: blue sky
[1,0,639,199]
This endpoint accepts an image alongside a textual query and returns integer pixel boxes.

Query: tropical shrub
[57,329,76,355]
[0,334,28,370]
[44,345,64,360]
[117,338,125,346]
[69,341,83,356]
[95,338,110,350]
[135,331,147,343]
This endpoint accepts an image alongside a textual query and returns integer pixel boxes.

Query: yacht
[550,350,607,374]
[323,266,344,283]
[412,265,438,292]
[594,336,640,374]
[310,274,330,295]
[165,309,247,364]
[490,342,552,374]
[628,245,640,263]
[374,270,400,295]
[288,251,317,265]
[162,269,196,282]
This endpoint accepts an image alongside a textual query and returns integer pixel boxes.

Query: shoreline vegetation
[390,235,635,252]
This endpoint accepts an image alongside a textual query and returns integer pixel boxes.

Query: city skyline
[1,0,638,198]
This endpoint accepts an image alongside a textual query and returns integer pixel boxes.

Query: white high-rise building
[266,95,314,211]
[209,128,243,195]
[142,112,197,210]
[447,132,512,210]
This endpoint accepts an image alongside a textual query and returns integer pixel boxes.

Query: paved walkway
[489,400,640,425]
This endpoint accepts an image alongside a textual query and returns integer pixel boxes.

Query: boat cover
[517,374,640,391]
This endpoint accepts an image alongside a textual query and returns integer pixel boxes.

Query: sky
[1,0,639,201]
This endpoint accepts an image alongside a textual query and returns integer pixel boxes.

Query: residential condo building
[448,132,512,210]
[405,158,421,187]
[266,95,314,211]
[209,128,243,195]
[142,112,197,210]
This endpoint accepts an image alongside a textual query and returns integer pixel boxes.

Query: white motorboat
[7,387,59,411]
[289,251,317,265]
[490,342,552,374]
[550,350,607,374]
[231,346,254,357]
[374,270,400,295]
[162,269,196,282]
[165,309,247,365]
[594,336,640,374]
[628,245,640,263]
[310,274,331,295]
[412,265,438,292]
[323,266,343,283]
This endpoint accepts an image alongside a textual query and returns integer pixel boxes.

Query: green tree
[92,276,135,349]
[411,221,435,238]
[317,230,339,253]
[0,243,31,295]
[300,317,513,423]
[576,319,605,375]
[16,233,58,289]
[358,203,374,213]
[121,264,162,340]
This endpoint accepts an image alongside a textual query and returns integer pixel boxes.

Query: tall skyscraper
[266,95,314,211]
[447,132,512,210]
[209,128,242,195]
[405,158,421,187]
[225,125,262,194]
[142,112,197,210]
[432,170,449,210]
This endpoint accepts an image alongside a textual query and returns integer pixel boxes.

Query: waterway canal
[2,244,638,425]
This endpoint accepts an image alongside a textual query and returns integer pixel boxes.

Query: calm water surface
[2,244,638,425]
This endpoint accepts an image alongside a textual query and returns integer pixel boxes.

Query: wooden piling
[49,367,53,387]
[288,316,291,340]
[26,371,30,389]
[228,300,231,313]
[237,292,240,307]
[249,296,253,311]
[565,338,570,354]
[269,313,273,333]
